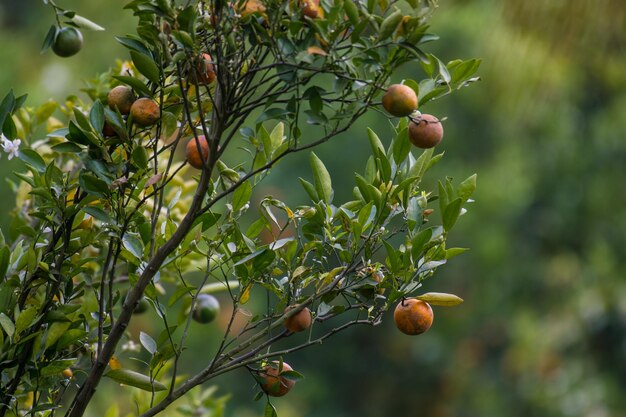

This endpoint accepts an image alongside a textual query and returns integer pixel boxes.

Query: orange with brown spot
[185,136,210,169]
[284,305,312,333]
[260,362,296,397]
[130,98,160,127]
[393,298,434,335]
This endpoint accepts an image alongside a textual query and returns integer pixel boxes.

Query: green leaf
[40,359,76,377]
[67,120,93,145]
[45,321,71,348]
[416,292,463,306]
[18,149,46,173]
[443,198,463,231]
[344,0,359,25]
[82,206,115,224]
[378,9,403,41]
[391,127,411,165]
[367,128,385,156]
[51,142,83,153]
[15,306,38,337]
[79,172,109,197]
[140,331,157,355]
[112,75,151,97]
[383,240,401,273]
[269,122,284,151]
[90,100,105,133]
[56,329,88,350]
[104,369,167,392]
[310,152,333,204]
[256,108,293,124]
[122,234,144,259]
[299,178,319,202]
[0,90,15,130]
[0,246,10,278]
[445,247,469,259]
[3,114,17,139]
[232,180,252,212]
[130,50,160,84]
[41,25,57,54]
[132,146,149,169]
[70,14,105,31]
[115,36,152,56]
[264,401,278,417]
[411,228,432,260]
[457,173,477,202]
[281,369,305,382]
[0,312,15,339]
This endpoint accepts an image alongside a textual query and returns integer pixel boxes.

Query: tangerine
[196,53,216,85]
[107,86,136,115]
[130,98,160,127]
[382,84,418,117]
[284,305,312,333]
[408,114,443,148]
[260,361,296,397]
[52,27,83,58]
[185,136,210,169]
[192,294,220,324]
[393,298,433,335]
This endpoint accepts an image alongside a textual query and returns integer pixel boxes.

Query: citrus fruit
[240,0,266,17]
[134,297,150,314]
[393,298,434,335]
[62,368,73,378]
[52,27,83,58]
[197,53,216,84]
[260,361,296,397]
[408,114,443,148]
[107,86,136,115]
[192,294,220,324]
[382,84,418,117]
[284,305,312,333]
[185,136,210,169]
[130,98,160,127]
[302,0,323,19]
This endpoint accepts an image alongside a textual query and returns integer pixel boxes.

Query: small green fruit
[52,27,83,58]
[192,294,220,324]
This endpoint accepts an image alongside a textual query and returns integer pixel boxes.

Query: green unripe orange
[52,27,83,58]
[192,294,220,324]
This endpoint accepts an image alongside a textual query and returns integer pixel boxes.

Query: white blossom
[1,134,21,160]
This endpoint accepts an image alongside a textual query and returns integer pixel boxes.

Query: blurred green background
[2,0,626,416]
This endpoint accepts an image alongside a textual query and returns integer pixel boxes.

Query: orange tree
[0,0,480,416]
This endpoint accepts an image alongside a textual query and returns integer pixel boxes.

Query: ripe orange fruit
[185,136,210,169]
[192,294,220,324]
[240,0,266,17]
[107,86,136,115]
[130,98,160,127]
[382,84,418,117]
[196,53,216,85]
[393,298,434,335]
[408,114,443,148]
[52,27,83,58]
[260,362,296,397]
[284,305,312,332]
[302,0,323,19]
[62,368,73,378]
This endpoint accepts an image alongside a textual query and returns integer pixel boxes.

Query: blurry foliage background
[1,0,626,416]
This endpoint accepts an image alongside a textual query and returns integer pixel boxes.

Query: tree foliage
[0,0,479,416]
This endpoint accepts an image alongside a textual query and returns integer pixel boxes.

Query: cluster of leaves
[0,0,479,416]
